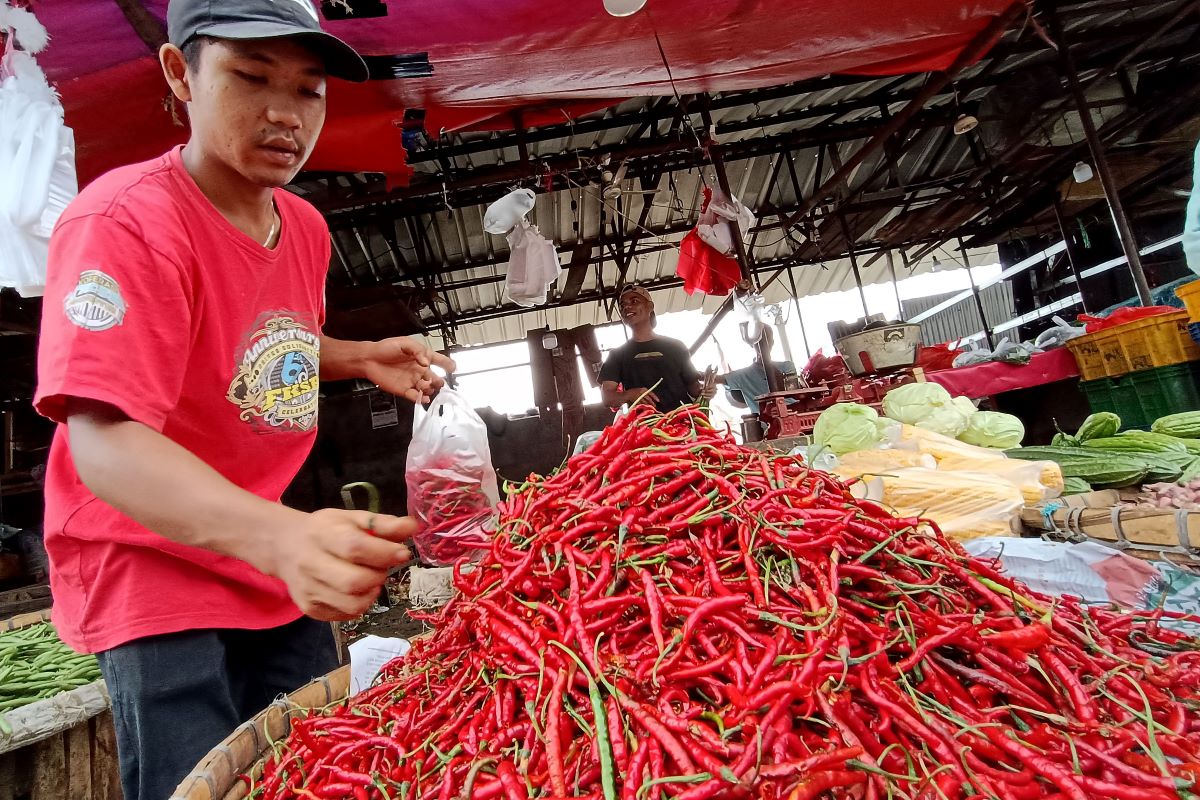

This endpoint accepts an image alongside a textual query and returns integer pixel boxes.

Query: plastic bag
[675,229,740,296]
[916,343,962,371]
[1078,306,1177,333]
[0,6,77,298]
[801,349,851,385]
[484,188,536,234]
[812,403,882,456]
[405,389,500,567]
[504,221,560,307]
[854,467,1024,540]
[1034,316,1087,350]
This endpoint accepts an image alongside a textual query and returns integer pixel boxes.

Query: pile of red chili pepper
[251,405,1200,800]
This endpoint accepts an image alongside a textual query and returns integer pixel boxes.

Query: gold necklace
[263,209,277,247]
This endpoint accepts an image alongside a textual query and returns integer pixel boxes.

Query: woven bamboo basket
[170,665,351,800]
[0,609,121,800]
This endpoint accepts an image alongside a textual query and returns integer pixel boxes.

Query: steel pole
[1047,8,1153,306]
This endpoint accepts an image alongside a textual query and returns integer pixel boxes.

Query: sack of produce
[857,466,1025,539]
[936,454,1063,503]
[883,382,973,437]
[834,448,937,475]
[405,389,500,567]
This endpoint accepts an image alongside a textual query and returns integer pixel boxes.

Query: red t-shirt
[35,146,328,653]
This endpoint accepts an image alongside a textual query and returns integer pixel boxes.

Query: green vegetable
[957,411,1025,449]
[1180,457,1200,484]
[882,383,972,438]
[1051,432,1081,447]
[0,622,101,718]
[1082,432,1189,455]
[1151,411,1200,439]
[1062,477,1092,495]
[1004,447,1152,488]
[1075,412,1121,442]
[812,403,882,456]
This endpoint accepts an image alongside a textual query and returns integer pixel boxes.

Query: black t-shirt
[599,336,701,412]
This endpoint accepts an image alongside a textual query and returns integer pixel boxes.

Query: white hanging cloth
[0,3,77,298]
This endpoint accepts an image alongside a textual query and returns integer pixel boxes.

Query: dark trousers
[97,617,339,800]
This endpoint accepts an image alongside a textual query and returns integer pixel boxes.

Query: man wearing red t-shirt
[34,2,455,798]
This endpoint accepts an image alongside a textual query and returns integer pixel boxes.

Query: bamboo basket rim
[170,664,351,800]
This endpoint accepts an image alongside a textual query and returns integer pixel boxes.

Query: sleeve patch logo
[63,270,127,331]
[226,315,320,431]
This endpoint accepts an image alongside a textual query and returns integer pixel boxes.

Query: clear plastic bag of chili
[405,389,499,567]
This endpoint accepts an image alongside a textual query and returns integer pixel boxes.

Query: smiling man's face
[620,293,653,326]
[182,37,328,188]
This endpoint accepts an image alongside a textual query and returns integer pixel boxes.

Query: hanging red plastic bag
[405,389,500,567]
[674,186,746,296]
[917,343,963,372]
[676,229,741,295]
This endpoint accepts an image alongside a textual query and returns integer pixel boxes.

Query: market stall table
[925,348,1080,399]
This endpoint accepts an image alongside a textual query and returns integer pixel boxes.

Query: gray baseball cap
[168,0,369,82]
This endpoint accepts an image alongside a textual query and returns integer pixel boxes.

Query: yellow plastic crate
[1177,279,1200,322]
[1116,310,1200,371]
[1066,334,1106,381]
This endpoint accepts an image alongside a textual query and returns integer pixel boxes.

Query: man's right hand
[625,388,661,407]
[270,509,415,621]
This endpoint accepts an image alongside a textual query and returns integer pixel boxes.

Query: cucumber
[1075,412,1121,442]
[1151,412,1200,439]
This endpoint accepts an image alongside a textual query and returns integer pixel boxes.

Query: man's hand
[270,509,416,621]
[362,338,457,404]
[625,388,661,407]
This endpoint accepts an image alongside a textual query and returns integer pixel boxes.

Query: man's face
[184,38,327,187]
[620,294,652,326]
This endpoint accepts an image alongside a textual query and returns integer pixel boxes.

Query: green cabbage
[958,411,1025,449]
[882,383,971,437]
[813,403,883,456]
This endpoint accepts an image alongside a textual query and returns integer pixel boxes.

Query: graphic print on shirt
[63,270,127,332]
[226,313,320,432]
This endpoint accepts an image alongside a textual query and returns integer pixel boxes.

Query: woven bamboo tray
[170,665,351,800]
[0,609,121,800]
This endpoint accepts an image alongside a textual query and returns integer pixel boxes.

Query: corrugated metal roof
[293,0,1195,348]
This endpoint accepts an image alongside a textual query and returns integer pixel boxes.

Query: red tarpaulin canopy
[35,0,1013,185]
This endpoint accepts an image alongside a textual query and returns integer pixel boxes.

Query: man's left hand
[362,337,457,404]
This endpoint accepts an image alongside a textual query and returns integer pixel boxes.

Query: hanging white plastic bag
[405,389,500,567]
[0,5,76,297]
[504,220,560,307]
[695,186,755,257]
[484,188,536,234]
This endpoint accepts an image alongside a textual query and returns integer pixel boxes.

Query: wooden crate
[0,611,121,800]
[0,710,122,800]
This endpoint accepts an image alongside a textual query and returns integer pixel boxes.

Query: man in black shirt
[599,286,714,412]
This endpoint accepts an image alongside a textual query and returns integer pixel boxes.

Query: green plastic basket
[1080,362,1200,430]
